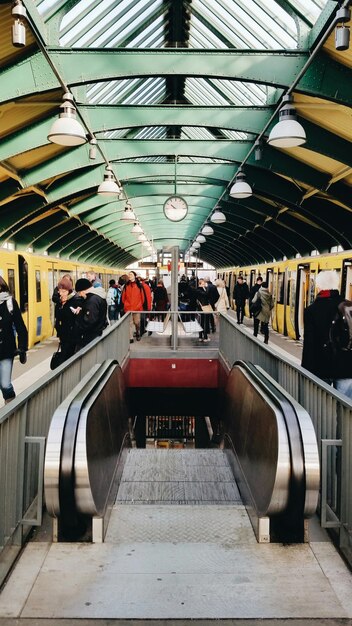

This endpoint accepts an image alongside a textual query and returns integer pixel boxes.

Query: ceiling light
[97,165,121,195]
[193,241,200,249]
[201,224,214,236]
[254,139,263,161]
[335,7,350,51]
[138,234,147,242]
[131,222,143,234]
[121,203,136,221]
[196,234,206,243]
[211,208,226,224]
[12,0,27,47]
[267,95,306,148]
[47,92,87,146]
[230,168,253,199]
[89,137,97,160]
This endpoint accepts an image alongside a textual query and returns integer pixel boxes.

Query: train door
[266,268,274,291]
[18,254,29,330]
[341,258,352,299]
[271,270,278,331]
[48,264,56,329]
[295,263,310,340]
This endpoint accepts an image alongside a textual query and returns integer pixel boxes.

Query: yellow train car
[219,251,352,341]
[0,249,123,348]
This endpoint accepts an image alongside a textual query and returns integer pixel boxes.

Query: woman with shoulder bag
[195,278,212,342]
[52,277,82,369]
[0,276,28,403]
[251,281,273,344]
[215,279,230,313]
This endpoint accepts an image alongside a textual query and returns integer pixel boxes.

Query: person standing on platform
[153,280,169,320]
[195,278,212,342]
[52,273,74,306]
[122,271,147,343]
[214,278,230,313]
[53,277,82,367]
[87,271,102,288]
[301,270,352,399]
[139,276,152,336]
[251,281,274,344]
[249,276,263,315]
[74,278,108,350]
[107,279,118,322]
[233,275,249,324]
[0,276,28,404]
[205,276,219,333]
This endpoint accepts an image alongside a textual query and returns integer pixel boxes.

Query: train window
[277,272,285,304]
[35,270,42,302]
[7,268,15,295]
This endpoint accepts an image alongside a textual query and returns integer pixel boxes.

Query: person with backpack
[250,281,274,344]
[0,276,28,404]
[301,270,352,399]
[107,279,118,322]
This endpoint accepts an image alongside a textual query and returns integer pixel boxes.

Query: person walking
[0,276,28,404]
[233,275,249,324]
[74,278,108,350]
[153,280,169,320]
[122,271,147,343]
[301,270,352,399]
[214,278,230,313]
[251,281,273,344]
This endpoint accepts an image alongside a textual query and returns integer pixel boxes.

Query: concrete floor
[0,450,351,622]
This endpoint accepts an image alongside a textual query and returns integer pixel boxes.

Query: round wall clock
[163,195,188,222]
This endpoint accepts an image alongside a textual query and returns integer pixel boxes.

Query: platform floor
[0,450,352,622]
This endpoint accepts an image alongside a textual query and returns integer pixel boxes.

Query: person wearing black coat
[195,278,212,342]
[301,270,352,399]
[233,276,250,324]
[205,276,219,333]
[249,276,263,316]
[53,277,82,367]
[74,278,108,350]
[0,276,28,403]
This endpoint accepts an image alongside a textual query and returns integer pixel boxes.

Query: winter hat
[58,277,73,292]
[75,278,92,292]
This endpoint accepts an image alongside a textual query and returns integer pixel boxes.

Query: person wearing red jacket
[122,271,147,343]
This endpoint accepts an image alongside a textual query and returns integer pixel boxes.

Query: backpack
[249,296,262,317]
[107,287,117,306]
[329,300,352,353]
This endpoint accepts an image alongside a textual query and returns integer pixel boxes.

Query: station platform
[1,317,352,625]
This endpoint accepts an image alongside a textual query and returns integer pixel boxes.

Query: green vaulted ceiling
[0,0,351,268]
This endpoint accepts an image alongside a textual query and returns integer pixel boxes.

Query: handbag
[249,297,262,317]
[197,301,213,313]
[50,344,65,370]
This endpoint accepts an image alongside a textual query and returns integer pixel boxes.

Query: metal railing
[0,314,130,586]
[219,314,352,565]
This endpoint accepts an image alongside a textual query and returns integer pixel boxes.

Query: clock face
[163,195,188,222]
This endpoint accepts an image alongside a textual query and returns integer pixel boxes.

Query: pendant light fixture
[229,167,253,199]
[335,6,351,51]
[97,165,121,195]
[12,0,27,47]
[121,202,136,221]
[131,222,143,234]
[211,207,226,224]
[193,241,201,249]
[267,95,306,148]
[47,92,87,146]
[138,233,147,242]
[201,224,214,236]
[196,234,206,244]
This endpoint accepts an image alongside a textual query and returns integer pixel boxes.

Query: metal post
[170,246,179,350]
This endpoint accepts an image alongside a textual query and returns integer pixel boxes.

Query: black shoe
[130,339,134,344]
[253,333,258,337]
[148,331,152,336]
[136,335,141,341]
